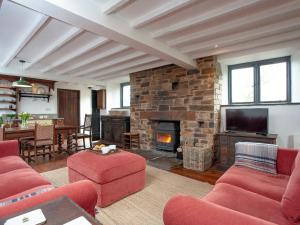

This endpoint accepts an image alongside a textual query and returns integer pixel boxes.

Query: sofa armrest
[0,180,98,218]
[0,140,19,158]
[163,195,277,225]
[277,148,299,175]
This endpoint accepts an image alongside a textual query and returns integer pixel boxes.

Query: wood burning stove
[155,121,180,152]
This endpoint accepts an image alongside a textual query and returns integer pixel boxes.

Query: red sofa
[163,148,300,225]
[0,140,98,218]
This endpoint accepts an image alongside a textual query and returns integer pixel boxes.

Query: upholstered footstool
[67,150,146,207]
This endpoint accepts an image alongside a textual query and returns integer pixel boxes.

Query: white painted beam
[152,0,260,38]
[41,36,109,73]
[1,14,48,67]
[96,61,169,81]
[0,0,4,9]
[167,1,300,47]
[12,0,197,69]
[72,51,146,77]
[25,26,82,70]
[131,0,194,28]
[101,0,131,15]
[89,56,160,78]
[181,16,300,53]
[190,30,300,59]
[58,44,129,75]
[0,66,105,85]
[218,38,300,62]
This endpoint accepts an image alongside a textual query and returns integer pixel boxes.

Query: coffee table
[0,196,102,225]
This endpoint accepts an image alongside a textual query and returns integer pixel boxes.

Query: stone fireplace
[130,56,222,165]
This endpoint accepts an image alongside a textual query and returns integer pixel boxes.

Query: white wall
[218,48,300,148]
[18,81,92,124]
[220,105,300,148]
[106,82,121,111]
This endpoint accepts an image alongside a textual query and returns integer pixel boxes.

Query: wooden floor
[30,150,223,185]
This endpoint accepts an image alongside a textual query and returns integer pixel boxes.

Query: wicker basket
[183,146,212,171]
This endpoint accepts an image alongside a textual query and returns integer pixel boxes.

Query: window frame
[228,56,291,105]
[120,82,130,108]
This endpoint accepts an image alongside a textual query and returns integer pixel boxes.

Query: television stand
[214,132,278,171]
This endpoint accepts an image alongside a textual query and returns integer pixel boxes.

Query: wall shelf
[0,108,16,111]
[0,86,16,90]
[18,92,52,102]
[0,94,16,97]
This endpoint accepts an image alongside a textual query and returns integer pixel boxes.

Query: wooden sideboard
[101,115,130,146]
[214,132,278,171]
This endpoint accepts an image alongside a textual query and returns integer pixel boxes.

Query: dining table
[3,125,77,155]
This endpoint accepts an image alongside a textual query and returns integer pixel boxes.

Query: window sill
[221,102,300,107]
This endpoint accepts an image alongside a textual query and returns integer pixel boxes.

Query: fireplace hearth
[155,121,180,152]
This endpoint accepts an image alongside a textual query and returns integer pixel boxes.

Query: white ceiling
[0,0,300,85]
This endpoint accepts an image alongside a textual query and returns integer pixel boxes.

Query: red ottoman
[67,150,146,207]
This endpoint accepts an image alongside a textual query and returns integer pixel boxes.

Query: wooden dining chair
[73,114,92,151]
[25,123,55,162]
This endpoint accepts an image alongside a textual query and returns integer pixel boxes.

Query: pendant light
[12,60,32,88]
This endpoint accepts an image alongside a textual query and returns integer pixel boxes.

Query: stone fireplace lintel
[140,111,196,121]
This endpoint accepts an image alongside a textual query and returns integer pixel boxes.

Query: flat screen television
[226,108,268,134]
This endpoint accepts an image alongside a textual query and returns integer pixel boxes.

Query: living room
[0,0,300,224]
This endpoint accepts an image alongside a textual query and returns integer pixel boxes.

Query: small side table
[123,132,140,150]
[0,196,102,225]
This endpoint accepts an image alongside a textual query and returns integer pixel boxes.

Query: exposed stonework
[130,56,222,156]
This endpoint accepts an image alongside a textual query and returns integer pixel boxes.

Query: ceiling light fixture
[214,44,219,48]
[12,60,32,88]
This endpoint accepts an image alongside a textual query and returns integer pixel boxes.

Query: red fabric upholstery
[277,148,299,175]
[0,180,98,218]
[68,150,146,207]
[67,151,146,184]
[203,183,290,225]
[0,140,19,158]
[69,167,145,207]
[163,148,299,225]
[0,168,51,200]
[0,140,98,218]
[0,156,30,174]
[281,152,300,223]
[216,165,289,201]
[163,195,277,225]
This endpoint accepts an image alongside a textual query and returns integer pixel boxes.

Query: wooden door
[96,89,106,109]
[57,89,80,127]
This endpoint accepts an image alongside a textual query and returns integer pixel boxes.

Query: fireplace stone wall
[130,56,222,153]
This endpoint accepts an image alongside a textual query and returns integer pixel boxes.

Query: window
[228,56,291,104]
[121,82,130,108]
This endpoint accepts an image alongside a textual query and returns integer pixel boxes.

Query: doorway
[91,90,100,140]
[57,89,80,127]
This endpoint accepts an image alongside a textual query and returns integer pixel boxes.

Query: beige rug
[41,166,213,225]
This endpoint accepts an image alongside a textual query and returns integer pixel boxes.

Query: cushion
[281,152,300,222]
[0,168,51,200]
[0,185,54,207]
[216,166,289,201]
[67,150,146,184]
[276,148,298,175]
[235,142,278,174]
[203,183,291,225]
[0,156,30,174]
